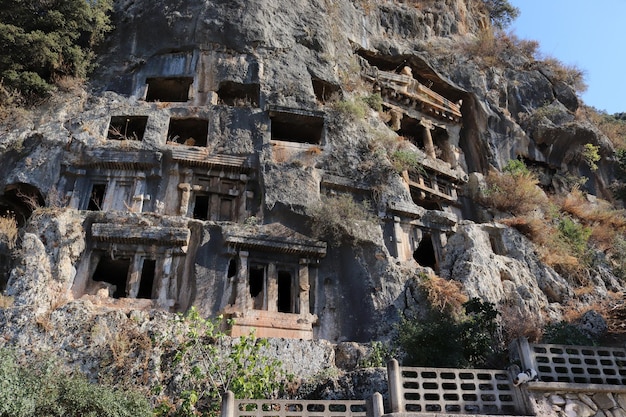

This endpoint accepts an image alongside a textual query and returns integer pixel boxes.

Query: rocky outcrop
[440,222,573,323]
[1,0,625,406]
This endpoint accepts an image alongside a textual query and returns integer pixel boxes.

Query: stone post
[299,259,310,315]
[220,390,235,417]
[511,337,536,371]
[371,392,385,417]
[234,251,250,310]
[267,262,277,312]
[420,119,436,159]
[388,359,404,413]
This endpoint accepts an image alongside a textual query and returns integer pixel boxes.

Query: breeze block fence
[220,339,626,417]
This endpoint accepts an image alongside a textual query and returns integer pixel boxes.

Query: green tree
[482,0,519,29]
[396,298,502,368]
[159,308,287,416]
[0,0,113,102]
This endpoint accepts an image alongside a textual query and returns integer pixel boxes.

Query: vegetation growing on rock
[0,0,113,105]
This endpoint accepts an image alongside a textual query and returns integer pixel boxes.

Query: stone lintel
[227,309,317,340]
[170,148,251,171]
[408,150,466,183]
[422,210,458,228]
[225,234,326,257]
[223,223,326,257]
[388,201,425,219]
[70,149,163,170]
[91,223,190,247]
[268,105,326,121]
[321,174,371,194]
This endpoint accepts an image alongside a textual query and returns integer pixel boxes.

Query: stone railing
[220,392,374,417]
[387,359,528,416]
[221,341,626,417]
[512,339,626,386]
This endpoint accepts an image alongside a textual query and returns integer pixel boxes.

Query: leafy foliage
[541,322,595,346]
[332,98,368,120]
[396,298,502,368]
[0,0,113,103]
[390,149,424,173]
[581,143,601,171]
[557,216,591,260]
[0,348,151,417]
[157,307,286,416]
[482,0,519,29]
[363,93,383,112]
[359,341,394,368]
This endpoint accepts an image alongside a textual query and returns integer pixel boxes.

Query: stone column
[393,216,405,260]
[126,255,143,298]
[158,254,174,309]
[267,263,277,312]
[420,119,436,159]
[234,251,250,310]
[132,172,147,212]
[177,169,194,216]
[298,259,310,315]
[178,183,191,216]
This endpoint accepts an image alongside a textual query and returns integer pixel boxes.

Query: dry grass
[461,29,539,68]
[579,106,626,150]
[559,188,626,251]
[418,273,468,316]
[481,170,548,216]
[0,294,14,309]
[499,304,543,343]
[0,216,19,250]
[499,216,586,282]
[540,57,587,93]
[561,292,621,324]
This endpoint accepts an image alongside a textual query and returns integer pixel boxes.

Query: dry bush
[559,188,626,251]
[561,292,620,324]
[0,294,14,309]
[418,273,468,316]
[310,194,378,246]
[499,216,550,244]
[461,29,539,68]
[499,216,586,282]
[499,304,543,343]
[579,106,626,150]
[481,170,548,216]
[0,215,19,250]
[540,57,587,93]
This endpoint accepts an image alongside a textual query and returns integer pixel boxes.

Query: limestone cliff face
[0,0,622,398]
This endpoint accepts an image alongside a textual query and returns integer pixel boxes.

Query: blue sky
[508,0,626,114]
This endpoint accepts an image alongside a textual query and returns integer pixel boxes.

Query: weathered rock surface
[1,0,625,409]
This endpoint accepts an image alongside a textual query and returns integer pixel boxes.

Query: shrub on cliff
[396,298,502,368]
[0,0,113,104]
[0,348,151,417]
[310,194,378,246]
[480,160,548,216]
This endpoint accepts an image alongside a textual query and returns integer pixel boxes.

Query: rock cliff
[1,0,624,410]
